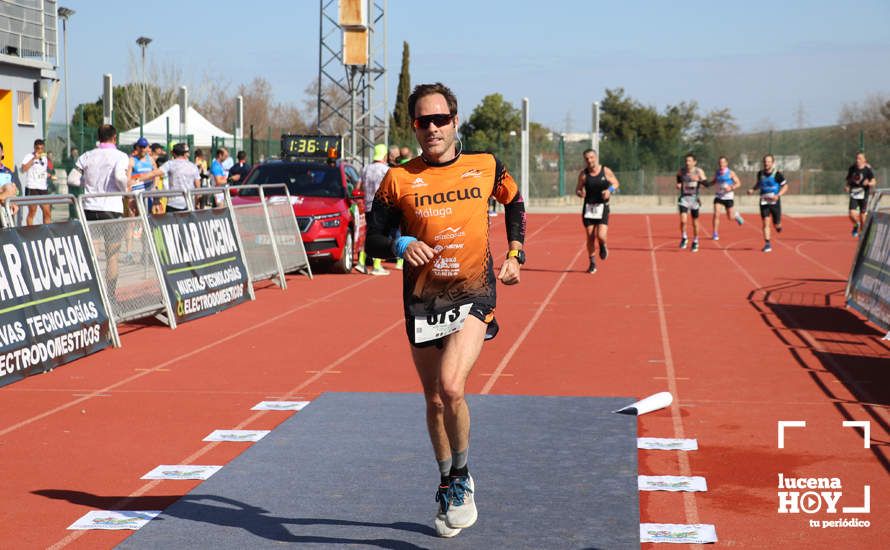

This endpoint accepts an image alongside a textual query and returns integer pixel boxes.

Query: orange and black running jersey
[366,152,524,317]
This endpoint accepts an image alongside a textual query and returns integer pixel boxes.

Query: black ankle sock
[449,465,468,478]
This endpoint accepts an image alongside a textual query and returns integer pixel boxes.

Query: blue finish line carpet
[119,393,639,549]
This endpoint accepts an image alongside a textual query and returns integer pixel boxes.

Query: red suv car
[233,159,366,273]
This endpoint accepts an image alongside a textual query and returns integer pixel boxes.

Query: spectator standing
[64,147,81,218]
[20,138,51,225]
[398,146,413,165]
[228,151,250,185]
[0,141,18,227]
[149,143,168,214]
[132,143,200,212]
[356,143,391,275]
[194,148,209,208]
[46,151,58,192]
[210,147,229,206]
[221,148,234,177]
[388,145,400,167]
[72,124,131,294]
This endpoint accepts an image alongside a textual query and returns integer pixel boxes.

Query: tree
[459,93,521,152]
[389,41,412,147]
[599,87,700,170]
[197,76,309,145]
[70,83,176,140]
[689,107,739,164]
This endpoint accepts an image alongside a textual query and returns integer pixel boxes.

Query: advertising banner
[148,209,251,324]
[0,221,111,387]
[847,211,890,331]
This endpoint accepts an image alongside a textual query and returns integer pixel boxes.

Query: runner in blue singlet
[709,156,744,241]
[747,154,787,253]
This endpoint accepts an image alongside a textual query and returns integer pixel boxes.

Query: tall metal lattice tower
[317,0,387,168]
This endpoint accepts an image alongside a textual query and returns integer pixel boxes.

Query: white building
[0,0,59,172]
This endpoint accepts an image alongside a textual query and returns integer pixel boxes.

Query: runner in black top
[845,152,877,238]
[676,153,708,252]
[575,149,620,273]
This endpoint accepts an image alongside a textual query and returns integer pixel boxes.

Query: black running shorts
[759,201,782,224]
[849,197,867,212]
[406,303,497,349]
[582,204,610,227]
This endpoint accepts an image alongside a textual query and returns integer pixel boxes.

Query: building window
[17,91,33,125]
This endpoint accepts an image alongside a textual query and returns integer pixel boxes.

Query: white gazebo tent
[119,104,233,149]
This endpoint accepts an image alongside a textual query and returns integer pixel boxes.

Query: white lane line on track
[0,275,378,439]
[740,215,849,279]
[644,215,702,530]
[480,245,585,395]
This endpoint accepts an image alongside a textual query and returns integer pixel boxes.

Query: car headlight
[316,213,342,228]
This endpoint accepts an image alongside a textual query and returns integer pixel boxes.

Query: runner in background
[676,153,707,252]
[356,144,391,275]
[747,154,787,253]
[575,148,619,273]
[845,151,877,237]
[709,156,744,240]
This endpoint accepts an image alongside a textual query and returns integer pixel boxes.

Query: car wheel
[332,233,354,274]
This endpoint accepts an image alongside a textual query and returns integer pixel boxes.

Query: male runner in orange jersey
[365,82,526,537]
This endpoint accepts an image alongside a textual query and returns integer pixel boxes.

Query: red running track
[0,213,886,549]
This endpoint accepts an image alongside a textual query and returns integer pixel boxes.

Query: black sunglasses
[413,113,454,129]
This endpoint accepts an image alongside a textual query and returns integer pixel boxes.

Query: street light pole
[136,36,152,137]
[57,6,75,158]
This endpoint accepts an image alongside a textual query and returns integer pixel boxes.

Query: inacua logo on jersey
[413,187,483,219]
[414,187,483,207]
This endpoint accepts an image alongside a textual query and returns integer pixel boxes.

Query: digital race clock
[281,135,342,159]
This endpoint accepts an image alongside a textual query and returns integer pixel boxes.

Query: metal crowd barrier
[2,184,312,349]
[6,194,122,347]
[254,184,313,279]
[200,185,287,289]
[78,192,174,328]
[867,188,889,212]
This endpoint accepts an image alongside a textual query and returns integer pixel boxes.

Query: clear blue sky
[56,0,890,132]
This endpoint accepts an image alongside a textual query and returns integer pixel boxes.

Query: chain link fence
[487,125,890,199]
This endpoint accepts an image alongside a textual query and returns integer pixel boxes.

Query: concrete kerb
[526,194,852,215]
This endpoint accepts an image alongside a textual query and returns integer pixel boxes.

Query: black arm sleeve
[504,192,526,245]
[365,196,403,258]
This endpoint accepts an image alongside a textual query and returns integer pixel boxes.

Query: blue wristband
[608,186,616,193]
[394,236,417,258]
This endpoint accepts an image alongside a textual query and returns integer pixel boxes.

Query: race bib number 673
[414,303,473,343]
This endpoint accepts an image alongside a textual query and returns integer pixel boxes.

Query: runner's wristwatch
[507,249,526,265]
